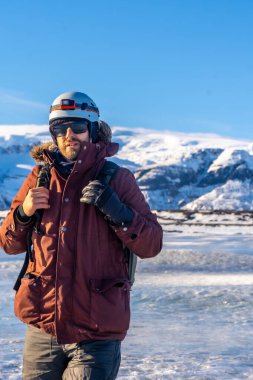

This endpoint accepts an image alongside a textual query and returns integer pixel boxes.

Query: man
[0,91,163,379]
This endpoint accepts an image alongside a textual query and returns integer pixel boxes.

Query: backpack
[14,161,137,290]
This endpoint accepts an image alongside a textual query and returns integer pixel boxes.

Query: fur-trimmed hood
[31,142,58,163]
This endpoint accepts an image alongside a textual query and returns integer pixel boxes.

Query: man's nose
[65,127,75,138]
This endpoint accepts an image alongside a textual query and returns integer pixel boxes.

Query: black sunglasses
[51,121,89,137]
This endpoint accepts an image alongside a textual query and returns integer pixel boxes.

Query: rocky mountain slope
[0,125,253,210]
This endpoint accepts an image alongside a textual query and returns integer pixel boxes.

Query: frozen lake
[1,229,253,379]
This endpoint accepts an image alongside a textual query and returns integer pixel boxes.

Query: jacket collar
[43,141,119,176]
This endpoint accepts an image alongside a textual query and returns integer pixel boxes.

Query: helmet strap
[89,122,100,143]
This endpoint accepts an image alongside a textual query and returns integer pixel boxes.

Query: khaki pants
[22,325,121,380]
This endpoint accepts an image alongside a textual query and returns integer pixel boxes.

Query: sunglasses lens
[52,126,67,137]
[71,123,89,134]
[52,121,89,137]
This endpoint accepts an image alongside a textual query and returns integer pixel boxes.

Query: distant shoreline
[1,210,253,229]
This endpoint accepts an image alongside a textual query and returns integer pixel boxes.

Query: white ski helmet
[49,91,100,143]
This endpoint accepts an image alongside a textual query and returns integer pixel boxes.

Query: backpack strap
[97,161,137,287]
[96,161,120,185]
[13,163,52,291]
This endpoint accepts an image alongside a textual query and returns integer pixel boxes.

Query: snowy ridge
[0,124,253,210]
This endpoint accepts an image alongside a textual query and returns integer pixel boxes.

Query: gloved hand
[80,180,133,226]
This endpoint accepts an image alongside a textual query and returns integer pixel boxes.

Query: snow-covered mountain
[0,125,253,211]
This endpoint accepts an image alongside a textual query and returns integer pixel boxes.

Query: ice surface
[1,226,253,379]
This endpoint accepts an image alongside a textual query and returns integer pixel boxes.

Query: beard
[57,136,82,160]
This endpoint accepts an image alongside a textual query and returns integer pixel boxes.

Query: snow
[208,148,253,172]
[185,180,253,210]
[113,126,252,167]
[16,164,33,171]
[0,125,50,147]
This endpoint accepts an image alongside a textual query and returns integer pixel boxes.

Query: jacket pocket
[14,275,41,322]
[14,274,55,323]
[89,278,130,333]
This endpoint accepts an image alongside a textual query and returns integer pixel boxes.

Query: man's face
[56,122,90,160]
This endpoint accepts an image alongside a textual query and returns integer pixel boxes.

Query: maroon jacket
[0,140,163,344]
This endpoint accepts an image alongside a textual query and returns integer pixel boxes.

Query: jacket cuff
[14,205,34,225]
[110,210,140,238]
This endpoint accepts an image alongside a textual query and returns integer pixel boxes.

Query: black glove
[80,180,133,226]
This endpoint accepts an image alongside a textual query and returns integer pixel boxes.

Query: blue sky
[0,0,253,139]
